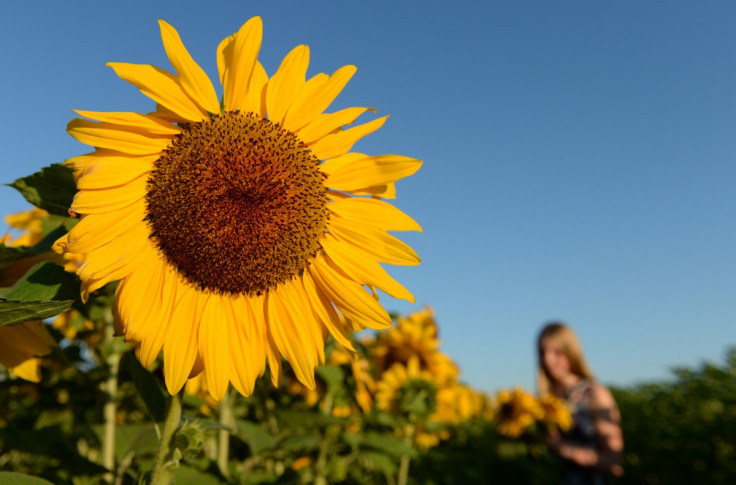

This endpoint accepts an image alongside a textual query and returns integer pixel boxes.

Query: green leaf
[235,420,278,455]
[9,163,76,216]
[0,299,73,327]
[2,261,80,302]
[316,364,346,395]
[121,352,166,422]
[0,244,33,270]
[275,409,344,429]
[278,431,322,452]
[345,431,417,458]
[174,465,224,485]
[357,450,398,476]
[0,472,54,485]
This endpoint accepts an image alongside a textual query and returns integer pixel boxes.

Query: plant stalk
[217,388,234,478]
[397,424,416,485]
[102,319,121,484]
[150,392,183,485]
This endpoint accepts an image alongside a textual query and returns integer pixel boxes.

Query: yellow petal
[328,197,421,232]
[320,234,414,302]
[107,62,208,122]
[309,116,387,160]
[309,255,391,329]
[64,203,146,253]
[280,72,328,131]
[68,118,172,155]
[75,154,155,189]
[73,110,181,135]
[244,61,268,117]
[158,20,220,114]
[284,65,356,132]
[296,107,373,145]
[228,296,264,396]
[71,176,147,214]
[266,45,310,126]
[322,153,422,192]
[220,17,263,112]
[199,295,232,401]
[328,216,420,266]
[136,263,176,368]
[300,272,355,351]
[164,285,207,394]
[265,284,319,389]
[9,358,42,382]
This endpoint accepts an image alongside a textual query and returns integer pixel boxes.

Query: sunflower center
[146,111,328,295]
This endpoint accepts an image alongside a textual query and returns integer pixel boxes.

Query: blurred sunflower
[368,307,439,372]
[54,17,421,400]
[539,393,573,432]
[0,321,57,382]
[493,387,544,438]
[375,356,437,419]
[4,208,48,247]
[434,383,484,425]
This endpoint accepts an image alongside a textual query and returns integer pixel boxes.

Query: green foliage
[611,348,736,485]
[9,164,77,217]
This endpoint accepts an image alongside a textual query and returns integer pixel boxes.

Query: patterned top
[560,379,606,485]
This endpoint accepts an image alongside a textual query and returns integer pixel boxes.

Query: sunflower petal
[221,17,263,112]
[266,45,310,126]
[107,62,208,122]
[71,177,147,214]
[158,20,220,114]
[68,118,173,155]
[320,234,414,302]
[73,110,181,135]
[328,197,422,232]
[301,272,355,351]
[285,65,356,132]
[329,216,420,266]
[309,116,387,160]
[164,285,207,394]
[199,295,232,400]
[322,153,422,191]
[309,255,392,330]
[297,107,373,145]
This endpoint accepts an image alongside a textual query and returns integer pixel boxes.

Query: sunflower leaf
[9,163,76,217]
[0,243,33,270]
[0,299,73,327]
[0,472,55,485]
[2,262,80,303]
[121,351,166,422]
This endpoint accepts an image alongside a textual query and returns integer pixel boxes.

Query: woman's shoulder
[587,382,621,422]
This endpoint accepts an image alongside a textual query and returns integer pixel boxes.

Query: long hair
[536,322,595,395]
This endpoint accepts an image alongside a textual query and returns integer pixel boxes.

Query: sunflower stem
[151,391,182,485]
[101,319,120,485]
[397,424,415,485]
[217,388,234,479]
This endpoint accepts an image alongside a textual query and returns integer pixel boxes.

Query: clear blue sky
[2,1,735,394]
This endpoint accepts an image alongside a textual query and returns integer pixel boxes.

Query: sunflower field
[3,14,736,485]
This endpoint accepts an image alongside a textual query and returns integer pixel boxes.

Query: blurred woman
[537,322,624,484]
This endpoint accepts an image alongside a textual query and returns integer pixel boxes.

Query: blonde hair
[536,322,595,395]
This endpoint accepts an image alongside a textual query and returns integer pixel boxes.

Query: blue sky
[1,2,735,394]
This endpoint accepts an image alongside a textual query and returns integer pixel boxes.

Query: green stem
[397,424,415,485]
[150,392,183,485]
[102,318,120,484]
[314,393,335,485]
[217,389,234,479]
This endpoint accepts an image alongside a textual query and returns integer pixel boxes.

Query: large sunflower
[53,18,421,401]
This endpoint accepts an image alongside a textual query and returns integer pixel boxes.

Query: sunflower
[375,356,437,418]
[0,321,57,382]
[53,18,421,400]
[493,387,545,438]
[538,393,573,432]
